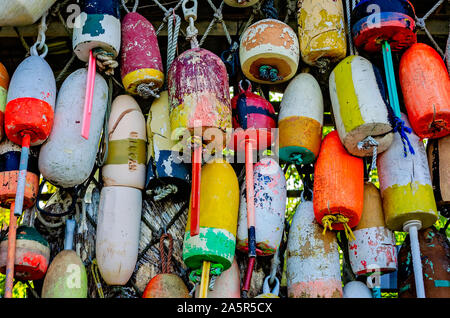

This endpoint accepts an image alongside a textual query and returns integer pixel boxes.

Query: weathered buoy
[351,0,417,53]
[348,182,397,276]
[0,226,50,281]
[286,200,342,298]
[96,186,142,285]
[195,259,241,298]
[237,157,286,255]
[39,68,108,188]
[0,139,39,210]
[5,55,56,146]
[102,95,146,189]
[183,159,239,272]
[313,131,364,236]
[297,0,347,67]
[72,0,121,63]
[343,281,373,298]
[398,226,450,298]
[0,62,9,142]
[427,136,450,216]
[329,55,394,157]
[121,12,164,96]
[224,0,259,7]
[146,91,190,197]
[239,18,299,84]
[278,73,323,164]
[0,0,57,26]
[41,219,88,298]
[399,43,450,139]
[377,114,438,231]
[142,234,190,298]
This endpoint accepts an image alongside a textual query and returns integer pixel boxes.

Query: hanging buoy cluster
[0,0,448,300]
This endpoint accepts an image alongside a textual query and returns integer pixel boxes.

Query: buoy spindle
[199,260,211,298]
[81,50,96,139]
[190,142,202,237]
[4,201,16,298]
[403,220,426,298]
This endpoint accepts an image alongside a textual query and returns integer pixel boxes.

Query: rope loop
[159,233,174,274]
[390,115,415,157]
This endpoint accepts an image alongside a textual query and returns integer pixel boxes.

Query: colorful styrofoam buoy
[348,182,397,276]
[286,200,342,298]
[96,186,142,285]
[427,135,450,216]
[0,226,50,281]
[351,0,417,53]
[121,12,164,96]
[41,219,88,298]
[398,226,450,298]
[329,55,394,157]
[224,0,259,7]
[195,259,241,298]
[0,139,39,210]
[236,157,286,256]
[72,0,121,63]
[39,68,108,188]
[278,73,323,164]
[313,131,364,236]
[239,18,299,84]
[399,43,450,139]
[377,114,438,231]
[343,281,373,298]
[102,95,146,189]
[0,0,57,26]
[146,91,190,197]
[0,62,9,142]
[297,0,347,67]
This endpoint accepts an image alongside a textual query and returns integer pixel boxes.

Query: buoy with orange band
[399,43,450,139]
[0,62,9,142]
[313,130,364,240]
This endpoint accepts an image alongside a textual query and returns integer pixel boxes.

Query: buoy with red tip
[278,73,323,164]
[377,113,438,298]
[427,135,450,217]
[297,0,347,67]
[224,0,259,7]
[102,95,146,189]
[0,62,9,142]
[348,182,397,276]
[121,11,164,98]
[398,226,450,298]
[286,199,343,298]
[313,131,364,239]
[146,91,190,199]
[41,219,88,298]
[182,159,239,298]
[399,43,450,139]
[39,68,108,188]
[329,55,394,159]
[0,0,57,26]
[239,18,299,84]
[72,0,121,139]
[96,186,142,285]
[143,233,190,298]
[194,259,241,298]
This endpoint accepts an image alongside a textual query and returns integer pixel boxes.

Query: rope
[90,259,105,298]
[159,233,174,274]
[147,184,179,201]
[121,0,139,13]
[284,0,296,24]
[30,11,49,58]
[167,9,181,73]
[97,77,113,167]
[390,114,415,157]
[357,136,378,172]
[259,65,282,82]
[415,0,446,57]
[189,263,224,291]
[55,53,76,83]
[345,0,355,56]
[261,0,278,20]
[200,1,232,47]
[268,248,280,285]
[321,208,356,241]
[92,48,119,76]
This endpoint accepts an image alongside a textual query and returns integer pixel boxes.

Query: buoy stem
[64,219,76,251]
[4,202,17,298]
[245,139,256,256]
[199,261,210,298]
[403,220,426,298]
[242,256,256,293]
[81,49,96,140]
[13,133,30,218]
[382,41,401,117]
[190,142,202,237]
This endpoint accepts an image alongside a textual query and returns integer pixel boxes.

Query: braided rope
[92,48,119,76]
[159,233,174,274]
[121,0,139,13]
[415,0,446,57]
[345,0,355,56]
[167,10,181,72]
[357,136,378,172]
[137,82,160,99]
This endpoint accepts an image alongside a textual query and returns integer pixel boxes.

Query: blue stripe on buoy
[0,151,39,174]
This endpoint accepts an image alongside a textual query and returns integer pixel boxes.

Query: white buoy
[343,281,373,298]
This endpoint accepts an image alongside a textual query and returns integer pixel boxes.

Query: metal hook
[182,0,197,22]
[238,79,252,94]
[262,276,279,296]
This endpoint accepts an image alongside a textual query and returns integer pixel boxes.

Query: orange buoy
[0,62,9,142]
[399,43,450,139]
[313,130,364,238]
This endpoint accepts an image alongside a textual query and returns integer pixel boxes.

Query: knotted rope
[189,263,224,292]
[357,136,378,172]
[322,214,356,241]
[259,65,282,82]
[147,184,178,201]
[415,0,446,57]
[121,0,139,13]
[390,115,415,157]
[92,48,119,76]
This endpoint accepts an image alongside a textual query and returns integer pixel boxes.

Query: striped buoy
[39,68,108,188]
[329,55,394,157]
[0,0,57,26]
[399,43,450,139]
[313,131,364,238]
[102,95,147,189]
[239,19,299,84]
[278,73,323,164]
[348,182,397,276]
[121,12,163,96]
[0,62,9,142]
[427,135,450,216]
[297,0,347,67]
[286,200,342,298]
